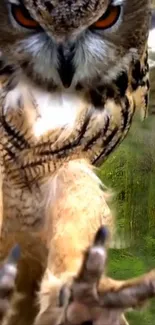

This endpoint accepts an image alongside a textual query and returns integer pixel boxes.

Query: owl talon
[35,227,155,325]
[93,226,109,246]
[0,245,20,320]
[6,244,21,265]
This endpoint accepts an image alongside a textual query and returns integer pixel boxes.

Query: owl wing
[130,47,149,120]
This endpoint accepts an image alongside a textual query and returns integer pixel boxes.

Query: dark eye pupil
[81,321,93,325]
[19,4,33,19]
[98,6,112,21]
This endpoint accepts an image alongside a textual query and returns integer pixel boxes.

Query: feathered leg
[36,159,113,322]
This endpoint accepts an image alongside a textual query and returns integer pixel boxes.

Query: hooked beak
[57,44,75,88]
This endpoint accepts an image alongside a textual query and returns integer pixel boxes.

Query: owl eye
[92,5,121,30]
[11,4,39,29]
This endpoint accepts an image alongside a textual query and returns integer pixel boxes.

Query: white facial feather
[15,29,132,88]
[73,34,111,85]
[74,33,136,84]
[17,34,60,84]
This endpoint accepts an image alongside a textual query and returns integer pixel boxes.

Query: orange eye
[11,4,40,29]
[92,5,121,30]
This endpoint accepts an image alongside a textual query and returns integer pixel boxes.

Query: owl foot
[0,245,20,321]
[35,226,155,325]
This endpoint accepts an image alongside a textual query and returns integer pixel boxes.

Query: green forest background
[98,113,155,324]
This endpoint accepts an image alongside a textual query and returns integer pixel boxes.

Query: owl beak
[57,45,75,88]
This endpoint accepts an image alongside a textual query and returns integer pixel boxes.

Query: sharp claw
[0,246,21,323]
[94,226,109,246]
[7,244,21,265]
[0,245,21,284]
[85,227,108,275]
[59,284,72,307]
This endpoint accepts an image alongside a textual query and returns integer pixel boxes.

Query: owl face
[0,0,150,90]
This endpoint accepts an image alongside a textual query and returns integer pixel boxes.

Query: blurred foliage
[98,114,155,324]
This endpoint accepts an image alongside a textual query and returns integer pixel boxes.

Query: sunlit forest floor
[98,114,155,324]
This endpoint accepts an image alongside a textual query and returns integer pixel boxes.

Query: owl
[0,0,151,324]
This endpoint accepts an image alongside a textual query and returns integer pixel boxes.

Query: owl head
[0,0,151,90]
